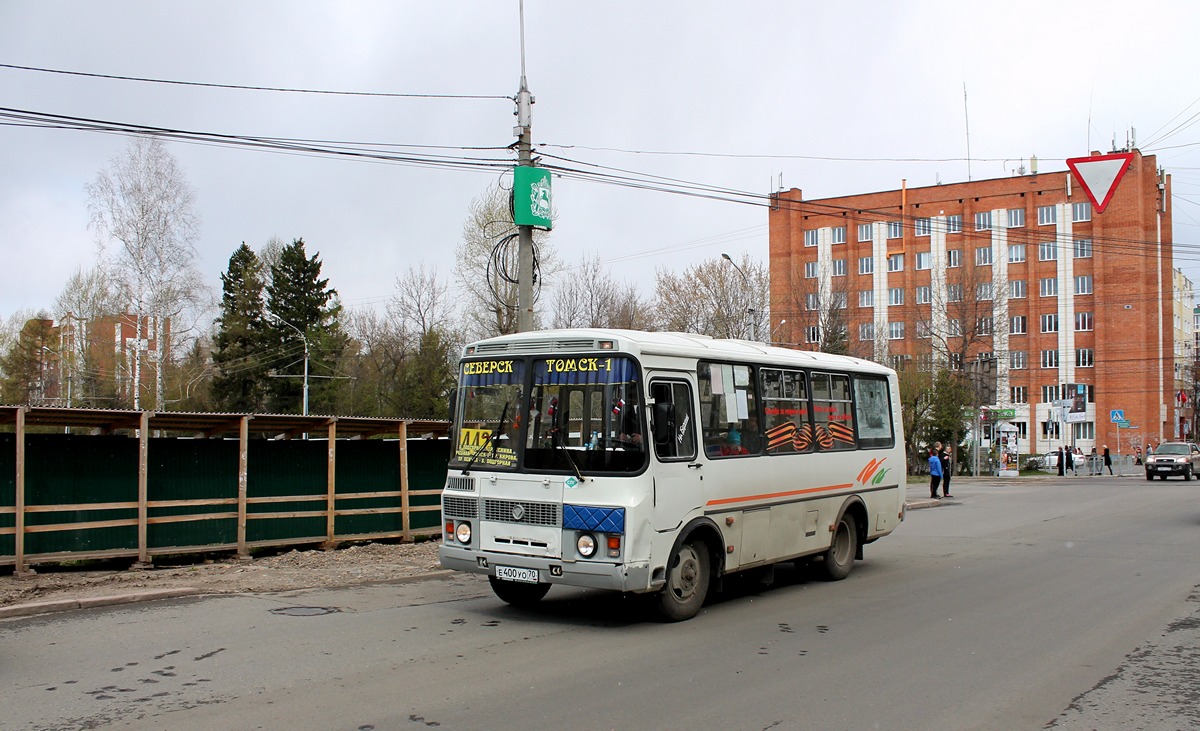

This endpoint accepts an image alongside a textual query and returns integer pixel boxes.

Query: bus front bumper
[439,543,652,593]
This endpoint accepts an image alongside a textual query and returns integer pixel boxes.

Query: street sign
[512,166,553,229]
[1066,152,1134,213]
[1110,409,1125,423]
[989,408,1016,419]
[1115,419,1130,428]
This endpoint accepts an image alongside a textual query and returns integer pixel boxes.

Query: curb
[0,588,203,619]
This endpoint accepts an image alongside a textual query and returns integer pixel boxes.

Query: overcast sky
[3,0,1199,323]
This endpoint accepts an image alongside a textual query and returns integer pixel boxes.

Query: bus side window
[651,380,696,461]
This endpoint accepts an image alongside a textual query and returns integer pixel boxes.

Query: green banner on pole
[513,166,553,229]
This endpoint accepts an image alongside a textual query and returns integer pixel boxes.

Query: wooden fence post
[326,421,337,547]
[14,407,29,576]
[399,421,410,542]
[237,416,249,559]
[136,410,150,566]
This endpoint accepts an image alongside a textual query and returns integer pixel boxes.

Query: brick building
[768,149,1173,458]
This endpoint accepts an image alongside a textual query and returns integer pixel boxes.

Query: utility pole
[515,0,535,333]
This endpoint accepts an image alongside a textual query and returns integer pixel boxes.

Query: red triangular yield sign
[1066,152,1134,213]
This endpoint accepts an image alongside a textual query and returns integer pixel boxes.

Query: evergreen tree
[211,244,268,411]
[264,239,348,414]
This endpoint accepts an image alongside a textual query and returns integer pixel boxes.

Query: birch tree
[87,137,205,409]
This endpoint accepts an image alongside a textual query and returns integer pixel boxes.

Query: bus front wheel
[489,576,551,608]
[818,513,858,581]
[655,540,710,622]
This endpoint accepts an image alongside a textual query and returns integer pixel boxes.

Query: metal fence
[0,407,451,574]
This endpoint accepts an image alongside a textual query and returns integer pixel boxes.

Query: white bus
[439,329,906,621]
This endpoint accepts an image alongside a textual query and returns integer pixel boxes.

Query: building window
[888,321,905,340]
[916,285,932,304]
[805,261,818,278]
[975,211,991,231]
[1074,239,1092,258]
[977,282,994,300]
[859,322,875,341]
[805,293,820,311]
[887,221,903,239]
[947,249,961,268]
[1042,313,1060,333]
[889,287,904,305]
[1011,315,1027,334]
[949,352,963,370]
[805,326,820,343]
[1042,420,1062,439]
[858,222,873,242]
[1075,311,1093,331]
[976,246,993,266]
[1011,350,1027,369]
[1038,205,1057,226]
[947,284,963,302]
[858,256,874,275]
[887,254,904,272]
[859,290,874,308]
[916,251,932,270]
[1040,277,1058,297]
[976,316,994,335]
[1039,241,1058,261]
[1040,349,1059,368]
[1010,280,1027,299]
[832,292,848,309]
[917,320,933,339]
[832,259,847,277]
[1042,384,1060,402]
[1077,348,1095,367]
[948,319,963,338]
[804,230,819,247]
[1072,202,1092,222]
[1007,208,1025,228]
[946,214,962,233]
[1011,386,1028,403]
[1073,421,1095,440]
[832,226,846,244]
[1074,275,1093,295]
[915,218,931,237]
[1009,244,1026,263]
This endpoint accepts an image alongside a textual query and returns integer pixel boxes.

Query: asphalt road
[4,476,1199,730]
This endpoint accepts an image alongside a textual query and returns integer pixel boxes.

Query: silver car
[1144,442,1200,480]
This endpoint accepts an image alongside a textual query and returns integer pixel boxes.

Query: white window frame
[1073,239,1092,258]
[804,261,819,279]
[1074,275,1093,295]
[915,251,932,270]
[858,256,873,275]
[977,282,994,300]
[805,326,820,343]
[805,293,820,311]
[1011,315,1027,334]
[1011,350,1027,369]
[1010,280,1027,299]
[832,259,847,277]
[1075,311,1094,331]
[976,317,994,335]
[886,221,903,239]
[946,214,962,234]
[1040,277,1058,297]
[859,290,874,308]
[915,218,931,237]
[832,226,846,244]
[888,321,905,340]
[888,287,904,306]
[804,229,819,247]
[858,222,873,242]
[1007,208,1025,228]
[1072,202,1092,222]
[975,211,991,231]
[1039,241,1057,261]
[1040,349,1059,368]
[1011,386,1028,403]
[976,246,993,266]
[1076,348,1095,367]
[947,283,963,302]
[1037,205,1057,226]
[916,285,932,305]
[859,322,875,341]
[1008,244,1026,263]
[947,249,961,268]
[1040,313,1059,333]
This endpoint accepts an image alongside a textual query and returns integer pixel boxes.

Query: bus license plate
[495,565,539,583]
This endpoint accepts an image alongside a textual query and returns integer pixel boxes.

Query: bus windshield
[525,355,646,474]
[450,358,526,470]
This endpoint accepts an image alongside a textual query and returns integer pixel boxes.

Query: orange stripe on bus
[706,483,856,507]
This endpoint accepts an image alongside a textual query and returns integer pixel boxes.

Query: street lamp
[268,313,309,416]
[720,252,758,341]
[770,319,787,343]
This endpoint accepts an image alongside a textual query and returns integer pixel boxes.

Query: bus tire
[488,576,551,608]
[655,540,710,622]
[818,513,857,581]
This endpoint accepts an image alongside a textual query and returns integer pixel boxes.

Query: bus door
[648,376,702,532]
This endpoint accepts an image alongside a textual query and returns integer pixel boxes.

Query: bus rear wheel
[818,513,857,581]
[655,540,710,622]
[488,577,551,608]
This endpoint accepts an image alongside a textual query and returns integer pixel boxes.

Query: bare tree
[655,254,768,339]
[776,261,858,355]
[550,253,655,330]
[53,265,123,406]
[87,137,207,409]
[389,264,454,338]
[453,182,558,340]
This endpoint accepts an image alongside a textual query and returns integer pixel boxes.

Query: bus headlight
[455,522,472,544]
[576,532,597,558]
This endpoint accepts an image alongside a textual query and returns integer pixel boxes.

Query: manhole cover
[269,606,341,617]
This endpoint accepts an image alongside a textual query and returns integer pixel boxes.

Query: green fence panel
[408,439,450,531]
[148,437,240,550]
[24,434,139,555]
[246,439,328,544]
[0,433,13,558]
[334,439,401,537]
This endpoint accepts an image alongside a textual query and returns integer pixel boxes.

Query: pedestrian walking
[1103,445,1113,475]
[1073,447,1083,476]
[940,446,953,498]
[928,444,943,499]
[1134,446,1143,466]
[1057,446,1065,476]
[1064,447,1075,476]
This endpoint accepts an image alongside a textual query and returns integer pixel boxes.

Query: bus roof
[462,328,895,376]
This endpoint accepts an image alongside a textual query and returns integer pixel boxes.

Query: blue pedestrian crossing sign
[1110,409,1125,423]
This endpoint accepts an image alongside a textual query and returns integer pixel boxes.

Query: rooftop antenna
[963,82,972,182]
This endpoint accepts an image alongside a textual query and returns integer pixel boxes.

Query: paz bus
[438,329,906,621]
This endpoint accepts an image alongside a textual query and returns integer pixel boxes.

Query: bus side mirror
[447,391,457,421]
[653,402,675,446]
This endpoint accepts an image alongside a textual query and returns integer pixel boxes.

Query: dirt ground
[0,537,445,608]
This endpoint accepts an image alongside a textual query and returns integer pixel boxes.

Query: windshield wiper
[555,439,586,483]
[460,401,510,475]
